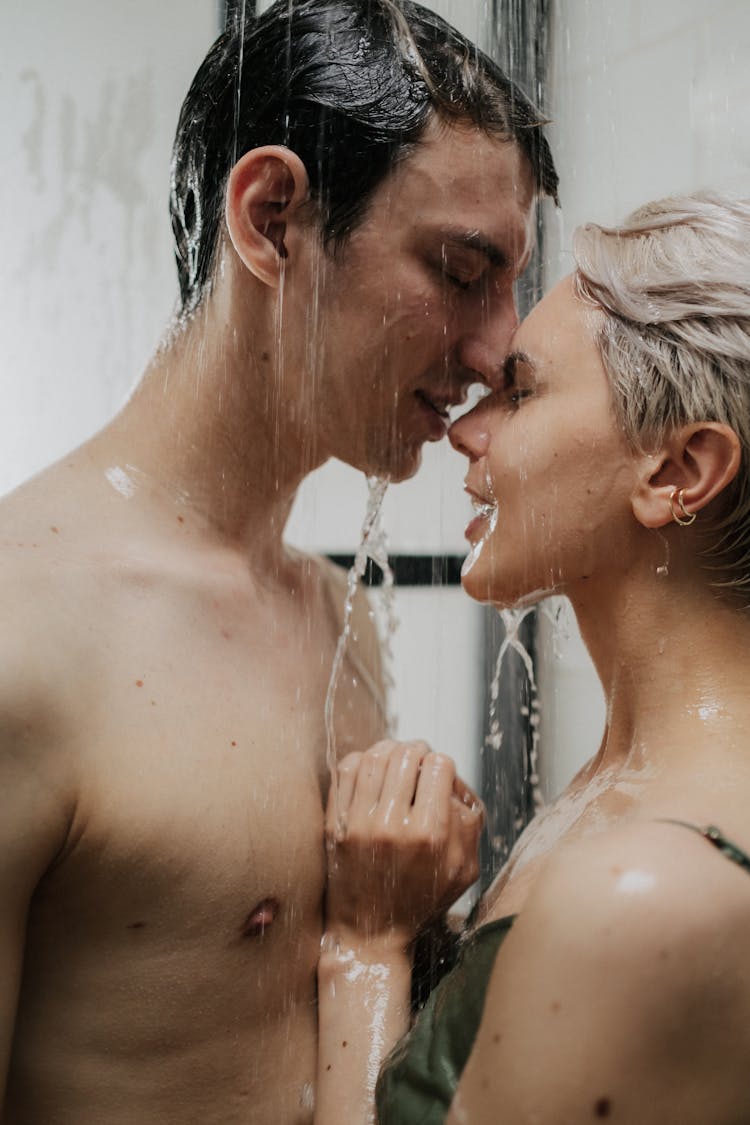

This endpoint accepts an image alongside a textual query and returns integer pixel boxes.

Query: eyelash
[436,255,484,293]
[445,274,473,291]
[447,273,489,296]
[505,387,533,408]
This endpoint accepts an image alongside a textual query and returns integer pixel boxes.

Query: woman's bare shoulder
[448,820,750,1124]
[518,818,750,965]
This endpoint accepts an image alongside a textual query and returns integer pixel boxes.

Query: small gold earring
[669,488,696,526]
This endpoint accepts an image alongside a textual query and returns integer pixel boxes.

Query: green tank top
[375,914,515,1124]
[375,822,750,1125]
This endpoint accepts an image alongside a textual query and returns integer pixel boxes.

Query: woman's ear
[632,422,741,529]
[224,145,310,288]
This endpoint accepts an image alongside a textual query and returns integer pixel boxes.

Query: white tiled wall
[0,1,217,496]
[537,0,750,797]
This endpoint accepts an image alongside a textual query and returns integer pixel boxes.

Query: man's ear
[632,422,741,528]
[225,146,310,288]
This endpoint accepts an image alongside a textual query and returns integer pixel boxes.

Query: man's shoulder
[313,553,379,638]
[314,553,385,684]
[0,468,128,706]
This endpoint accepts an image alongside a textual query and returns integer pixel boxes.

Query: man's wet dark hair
[170,0,560,315]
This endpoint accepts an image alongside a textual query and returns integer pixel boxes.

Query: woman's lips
[462,493,499,577]
[465,513,489,540]
[463,486,498,540]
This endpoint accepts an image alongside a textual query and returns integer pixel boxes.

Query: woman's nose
[448,405,491,461]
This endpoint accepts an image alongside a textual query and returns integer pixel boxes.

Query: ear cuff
[669,488,696,526]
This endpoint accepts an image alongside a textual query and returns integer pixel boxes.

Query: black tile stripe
[326,554,465,587]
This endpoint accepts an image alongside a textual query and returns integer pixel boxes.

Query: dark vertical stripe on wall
[489,0,550,312]
[478,0,550,890]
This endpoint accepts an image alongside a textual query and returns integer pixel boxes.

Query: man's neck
[86,300,326,569]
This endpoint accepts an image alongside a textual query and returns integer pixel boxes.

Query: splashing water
[461,462,498,579]
[324,477,397,806]
[485,606,543,813]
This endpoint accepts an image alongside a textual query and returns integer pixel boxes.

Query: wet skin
[0,118,536,1122]
[442,278,750,1123]
[0,462,384,1125]
[268,119,536,482]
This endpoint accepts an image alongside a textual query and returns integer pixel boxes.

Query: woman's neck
[571,568,750,776]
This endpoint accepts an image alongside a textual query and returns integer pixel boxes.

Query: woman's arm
[315,741,483,1125]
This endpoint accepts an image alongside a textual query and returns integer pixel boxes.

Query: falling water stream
[487,607,542,813]
[324,477,397,806]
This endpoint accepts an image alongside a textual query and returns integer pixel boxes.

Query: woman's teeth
[472,497,497,520]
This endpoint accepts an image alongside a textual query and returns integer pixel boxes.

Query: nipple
[241,897,280,938]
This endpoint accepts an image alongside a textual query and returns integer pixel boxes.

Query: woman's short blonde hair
[573,192,750,601]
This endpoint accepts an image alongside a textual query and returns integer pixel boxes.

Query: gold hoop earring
[669,488,696,526]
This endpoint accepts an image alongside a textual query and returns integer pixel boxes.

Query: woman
[316,192,750,1124]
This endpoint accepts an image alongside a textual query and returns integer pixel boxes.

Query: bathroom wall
[1,1,217,493]
[537,0,750,799]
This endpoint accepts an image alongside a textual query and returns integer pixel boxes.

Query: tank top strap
[657,818,750,875]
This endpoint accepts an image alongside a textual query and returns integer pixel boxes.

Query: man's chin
[380,443,424,484]
[347,440,424,484]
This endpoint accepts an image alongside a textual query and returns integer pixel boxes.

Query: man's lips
[414,390,450,437]
[415,390,450,418]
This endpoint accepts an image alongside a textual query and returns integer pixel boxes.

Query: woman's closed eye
[500,351,537,408]
[505,386,534,407]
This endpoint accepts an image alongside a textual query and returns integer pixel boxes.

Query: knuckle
[426,751,455,776]
[399,743,423,766]
[338,752,363,774]
[366,744,393,765]
[368,738,397,755]
[405,739,432,757]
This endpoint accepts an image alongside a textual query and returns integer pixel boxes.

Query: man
[0,1,557,1120]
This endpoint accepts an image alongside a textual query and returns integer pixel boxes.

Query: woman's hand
[325,740,484,951]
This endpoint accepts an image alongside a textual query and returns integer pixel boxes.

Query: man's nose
[455,292,520,390]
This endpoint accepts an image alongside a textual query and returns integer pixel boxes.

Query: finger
[452,774,483,817]
[451,792,485,835]
[450,801,484,871]
[378,741,429,825]
[450,793,483,850]
[326,752,363,837]
[348,742,393,821]
[412,752,456,836]
[448,794,483,881]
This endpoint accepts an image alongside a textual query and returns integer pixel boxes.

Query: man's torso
[1,461,384,1124]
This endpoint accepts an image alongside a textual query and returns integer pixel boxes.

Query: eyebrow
[440,229,511,270]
